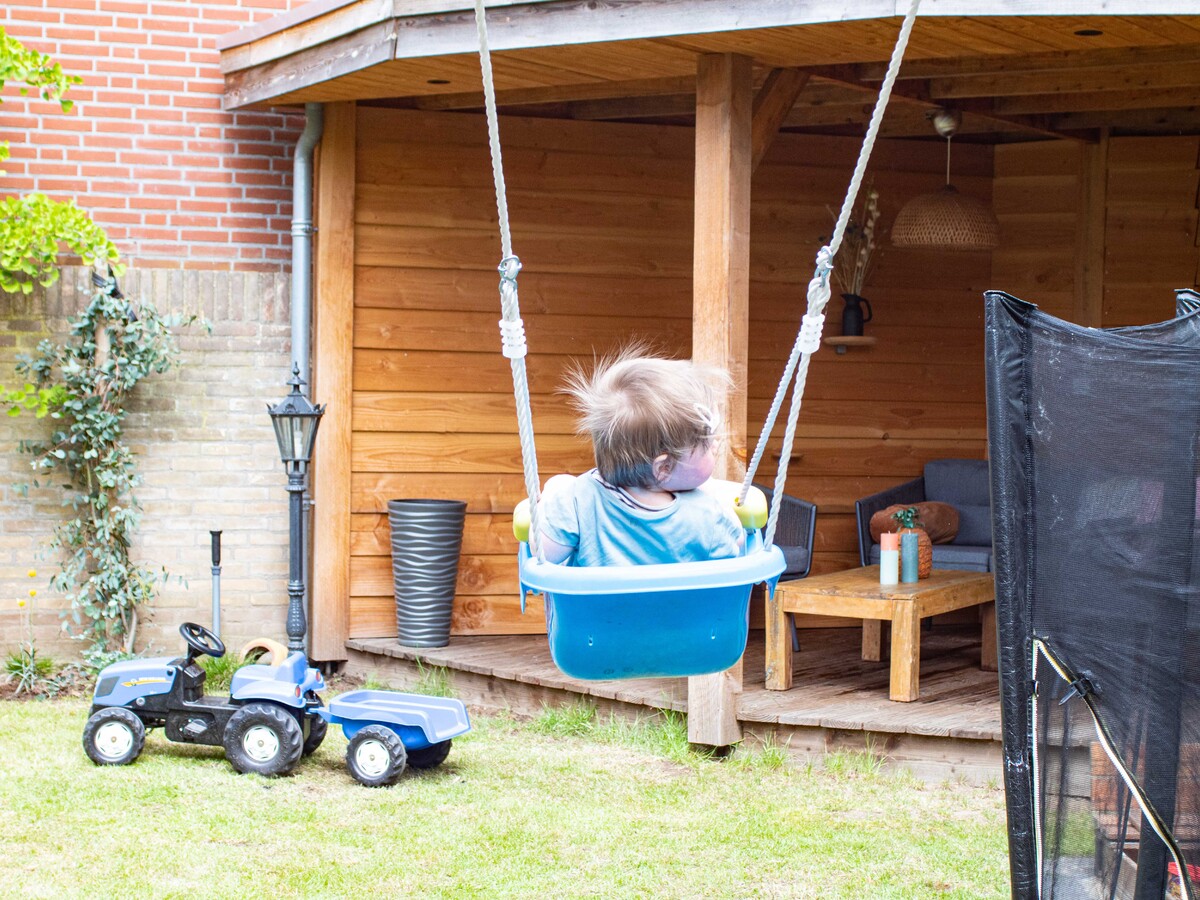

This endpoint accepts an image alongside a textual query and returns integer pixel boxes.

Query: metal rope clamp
[497,255,527,359]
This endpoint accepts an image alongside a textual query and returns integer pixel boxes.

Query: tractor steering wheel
[180,622,226,661]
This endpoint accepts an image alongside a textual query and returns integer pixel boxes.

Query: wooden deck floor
[345,624,1003,782]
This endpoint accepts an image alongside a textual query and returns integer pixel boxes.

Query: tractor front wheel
[83,708,146,766]
[223,702,303,777]
[346,725,407,787]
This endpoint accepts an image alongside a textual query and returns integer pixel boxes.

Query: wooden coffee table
[765,566,997,701]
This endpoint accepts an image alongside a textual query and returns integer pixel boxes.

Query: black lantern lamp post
[268,364,325,653]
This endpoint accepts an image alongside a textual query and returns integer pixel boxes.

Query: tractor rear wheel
[406,740,452,770]
[346,725,407,787]
[223,702,303,777]
[302,714,327,757]
[83,708,146,766]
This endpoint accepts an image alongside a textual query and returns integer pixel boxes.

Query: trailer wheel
[302,714,327,757]
[223,702,303,776]
[83,708,146,766]
[406,739,452,770]
[346,725,407,787]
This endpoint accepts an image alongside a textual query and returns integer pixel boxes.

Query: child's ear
[652,453,674,484]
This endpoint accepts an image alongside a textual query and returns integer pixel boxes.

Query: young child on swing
[537,349,746,567]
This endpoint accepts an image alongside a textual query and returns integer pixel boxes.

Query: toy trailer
[318,689,471,786]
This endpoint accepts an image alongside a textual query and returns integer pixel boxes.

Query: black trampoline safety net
[985,290,1200,900]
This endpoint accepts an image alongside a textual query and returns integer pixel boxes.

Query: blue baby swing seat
[472,0,920,681]
[513,485,786,680]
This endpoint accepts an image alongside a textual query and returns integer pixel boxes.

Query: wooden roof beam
[750,68,811,173]
[995,86,1200,116]
[405,74,698,110]
[804,66,1090,143]
[855,42,1200,81]
[929,61,1200,101]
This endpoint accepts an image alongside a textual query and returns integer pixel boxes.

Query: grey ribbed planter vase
[387,499,467,648]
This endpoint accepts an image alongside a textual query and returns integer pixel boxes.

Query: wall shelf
[823,335,877,355]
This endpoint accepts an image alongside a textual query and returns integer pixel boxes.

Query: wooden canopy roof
[219,0,1200,143]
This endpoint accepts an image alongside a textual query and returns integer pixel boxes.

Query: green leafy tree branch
[1,26,119,293]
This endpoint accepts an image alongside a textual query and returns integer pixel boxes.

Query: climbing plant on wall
[12,286,194,654]
[2,30,197,656]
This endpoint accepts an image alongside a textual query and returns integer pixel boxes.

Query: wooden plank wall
[346,106,995,639]
[992,136,1200,328]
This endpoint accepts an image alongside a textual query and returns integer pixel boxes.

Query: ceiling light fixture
[891,108,1000,251]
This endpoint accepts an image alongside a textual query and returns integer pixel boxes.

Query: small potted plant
[891,506,932,579]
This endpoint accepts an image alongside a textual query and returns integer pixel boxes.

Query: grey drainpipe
[291,102,324,391]
[291,103,323,657]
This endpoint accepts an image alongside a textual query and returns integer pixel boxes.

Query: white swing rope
[744,0,922,549]
[474,0,545,560]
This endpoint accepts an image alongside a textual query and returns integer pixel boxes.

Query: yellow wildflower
[29,589,37,598]
[18,600,26,608]
[27,568,36,578]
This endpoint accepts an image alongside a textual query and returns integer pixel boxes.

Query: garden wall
[1,0,312,662]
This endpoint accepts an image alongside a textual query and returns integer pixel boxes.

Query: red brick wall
[1,0,309,272]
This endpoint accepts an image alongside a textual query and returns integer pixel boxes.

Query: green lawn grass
[0,696,1010,898]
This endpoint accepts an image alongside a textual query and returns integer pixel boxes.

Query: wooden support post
[1074,128,1108,328]
[310,101,357,662]
[688,52,752,748]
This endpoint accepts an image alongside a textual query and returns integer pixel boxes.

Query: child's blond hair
[563,349,730,489]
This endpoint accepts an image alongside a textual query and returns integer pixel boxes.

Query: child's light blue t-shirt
[538,469,744,567]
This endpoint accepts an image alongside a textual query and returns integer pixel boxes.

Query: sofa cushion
[780,545,810,578]
[924,458,990,507]
[867,542,992,572]
[953,503,993,547]
[930,543,992,572]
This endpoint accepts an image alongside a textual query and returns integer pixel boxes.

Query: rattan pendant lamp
[891,109,999,251]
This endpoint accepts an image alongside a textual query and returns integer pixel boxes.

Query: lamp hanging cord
[474,0,544,560]
[742,0,921,548]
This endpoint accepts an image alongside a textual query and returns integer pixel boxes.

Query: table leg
[980,601,998,671]
[889,598,920,702]
[765,589,793,691]
[862,619,883,662]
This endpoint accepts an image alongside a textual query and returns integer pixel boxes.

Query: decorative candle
[879,532,900,586]
[900,532,919,583]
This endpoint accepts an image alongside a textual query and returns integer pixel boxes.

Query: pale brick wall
[1,266,295,660]
[1,2,318,662]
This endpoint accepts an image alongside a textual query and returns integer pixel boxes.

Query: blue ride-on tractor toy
[83,622,471,786]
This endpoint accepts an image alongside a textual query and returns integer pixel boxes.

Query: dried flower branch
[827,187,882,297]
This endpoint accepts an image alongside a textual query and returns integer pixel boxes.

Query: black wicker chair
[756,485,817,651]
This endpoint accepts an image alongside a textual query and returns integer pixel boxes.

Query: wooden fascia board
[220,0,394,73]
[220,0,899,107]
[223,21,398,111]
[223,0,1200,61]
[220,0,1200,110]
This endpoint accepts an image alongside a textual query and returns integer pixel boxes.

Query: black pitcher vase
[840,293,873,337]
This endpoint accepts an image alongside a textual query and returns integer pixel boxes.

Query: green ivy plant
[0,26,119,293]
[10,288,196,653]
